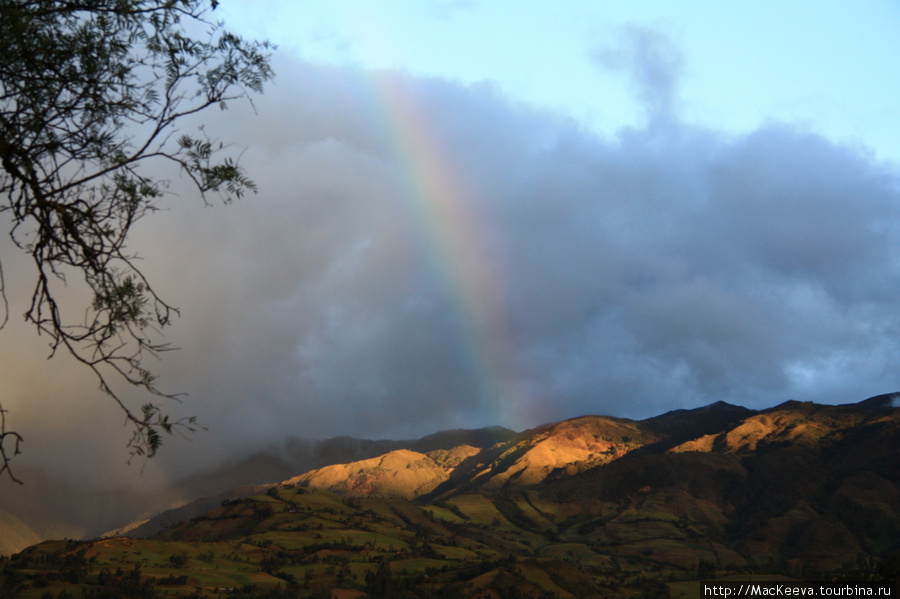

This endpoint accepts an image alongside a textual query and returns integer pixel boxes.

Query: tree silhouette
[0,0,274,481]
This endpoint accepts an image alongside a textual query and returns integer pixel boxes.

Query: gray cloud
[2,41,900,485]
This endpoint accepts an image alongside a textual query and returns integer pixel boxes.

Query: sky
[3,0,900,487]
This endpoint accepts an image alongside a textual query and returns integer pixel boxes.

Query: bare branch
[0,402,23,484]
[0,0,274,479]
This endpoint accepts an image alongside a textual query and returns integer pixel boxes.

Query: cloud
[592,25,685,128]
[2,40,900,485]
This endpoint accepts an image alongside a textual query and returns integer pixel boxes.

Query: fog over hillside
[1,27,899,493]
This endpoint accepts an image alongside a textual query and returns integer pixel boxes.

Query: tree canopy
[0,0,274,481]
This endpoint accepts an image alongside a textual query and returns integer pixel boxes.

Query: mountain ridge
[2,395,897,559]
[123,393,900,544]
[3,394,899,597]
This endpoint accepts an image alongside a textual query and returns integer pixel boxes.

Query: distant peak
[703,400,745,410]
[854,392,900,409]
[650,400,749,419]
[767,399,814,411]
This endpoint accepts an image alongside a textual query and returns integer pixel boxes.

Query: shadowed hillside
[545,398,900,572]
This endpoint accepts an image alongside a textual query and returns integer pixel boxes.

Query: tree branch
[0,0,273,479]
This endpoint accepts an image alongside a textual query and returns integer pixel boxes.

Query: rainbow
[365,70,513,424]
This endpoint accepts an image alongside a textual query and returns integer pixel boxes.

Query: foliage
[167,551,188,568]
[0,0,274,480]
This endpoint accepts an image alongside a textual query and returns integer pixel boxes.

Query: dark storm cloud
[489,123,899,417]
[3,36,900,482]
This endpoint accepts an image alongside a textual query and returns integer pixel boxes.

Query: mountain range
[2,394,899,597]
[243,394,898,573]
